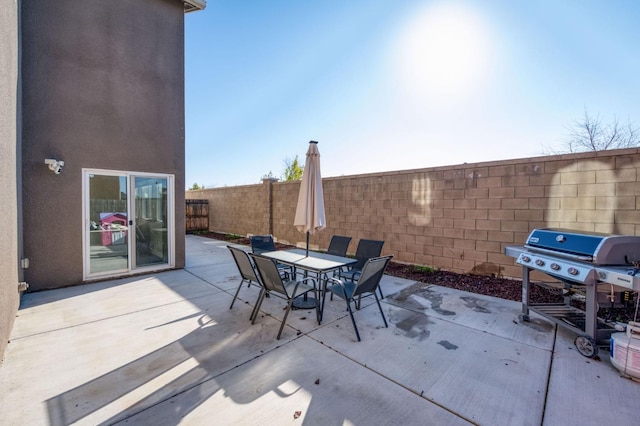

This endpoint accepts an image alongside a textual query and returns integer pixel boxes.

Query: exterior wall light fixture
[44,158,64,175]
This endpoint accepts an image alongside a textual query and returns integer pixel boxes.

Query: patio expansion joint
[10,297,215,341]
[182,268,272,319]
[304,331,477,425]
[309,296,557,425]
[184,267,324,320]
[380,297,557,422]
[540,324,559,425]
[183,268,232,293]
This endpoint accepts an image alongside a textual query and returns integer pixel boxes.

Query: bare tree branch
[560,108,640,153]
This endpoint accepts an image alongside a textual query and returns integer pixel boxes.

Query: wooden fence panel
[186,199,209,232]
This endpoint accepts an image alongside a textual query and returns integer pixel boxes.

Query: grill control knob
[551,263,560,271]
[599,271,607,280]
[568,267,579,276]
[521,255,531,263]
[535,259,545,267]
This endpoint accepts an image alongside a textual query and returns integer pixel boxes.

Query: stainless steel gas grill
[505,228,640,357]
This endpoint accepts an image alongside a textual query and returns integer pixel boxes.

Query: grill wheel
[574,335,598,358]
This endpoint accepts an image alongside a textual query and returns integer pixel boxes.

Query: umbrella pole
[292,230,315,310]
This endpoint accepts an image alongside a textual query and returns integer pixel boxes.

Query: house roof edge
[184,0,206,13]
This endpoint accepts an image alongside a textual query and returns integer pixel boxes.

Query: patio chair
[250,235,277,254]
[227,246,262,317]
[249,253,320,340]
[327,235,352,257]
[327,235,352,281]
[338,239,385,299]
[321,255,393,341]
[250,235,292,278]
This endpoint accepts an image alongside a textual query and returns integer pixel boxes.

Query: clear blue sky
[184,0,640,188]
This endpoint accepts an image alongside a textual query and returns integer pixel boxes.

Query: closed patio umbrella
[294,140,326,256]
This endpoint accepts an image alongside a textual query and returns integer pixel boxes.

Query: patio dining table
[261,248,356,310]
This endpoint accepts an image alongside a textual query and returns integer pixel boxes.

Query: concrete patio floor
[1,235,639,425]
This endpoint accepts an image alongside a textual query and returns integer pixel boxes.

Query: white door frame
[82,168,175,280]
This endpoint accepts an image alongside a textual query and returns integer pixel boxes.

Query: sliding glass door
[86,173,129,276]
[84,170,174,279]
[134,176,169,268]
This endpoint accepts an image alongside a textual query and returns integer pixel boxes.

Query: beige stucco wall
[0,0,19,363]
[187,148,640,280]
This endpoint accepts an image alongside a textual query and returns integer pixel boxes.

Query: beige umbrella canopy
[294,141,326,255]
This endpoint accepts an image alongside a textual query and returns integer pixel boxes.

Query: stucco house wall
[0,0,20,362]
[21,0,186,291]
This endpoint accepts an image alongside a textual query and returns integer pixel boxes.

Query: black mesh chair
[250,235,292,278]
[327,235,352,257]
[227,246,262,318]
[249,253,320,340]
[250,235,277,254]
[339,239,385,299]
[321,255,393,341]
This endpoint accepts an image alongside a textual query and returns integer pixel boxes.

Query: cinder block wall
[188,180,272,237]
[272,180,300,242]
[186,148,640,280]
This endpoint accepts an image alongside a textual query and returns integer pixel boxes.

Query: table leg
[292,269,318,310]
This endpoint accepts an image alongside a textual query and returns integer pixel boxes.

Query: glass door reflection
[134,176,168,267]
[88,174,129,275]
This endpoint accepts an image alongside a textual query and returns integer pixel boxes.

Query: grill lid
[525,228,640,265]
[525,228,606,257]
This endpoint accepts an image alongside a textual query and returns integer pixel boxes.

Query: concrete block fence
[186,148,640,280]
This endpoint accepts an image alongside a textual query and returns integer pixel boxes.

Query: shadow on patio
[2,235,639,425]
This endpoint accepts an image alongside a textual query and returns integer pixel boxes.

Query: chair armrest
[338,268,361,281]
[324,276,349,298]
[291,276,317,297]
[297,276,317,287]
[325,276,344,286]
